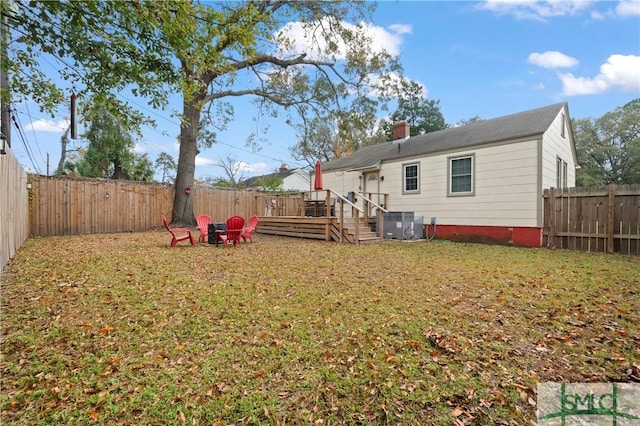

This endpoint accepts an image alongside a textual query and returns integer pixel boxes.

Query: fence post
[607,184,615,253]
[548,187,556,248]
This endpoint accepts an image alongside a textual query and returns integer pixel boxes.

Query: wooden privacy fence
[1,149,29,272]
[28,175,302,237]
[543,184,640,255]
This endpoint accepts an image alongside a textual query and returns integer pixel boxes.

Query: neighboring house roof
[323,102,567,172]
[241,167,307,189]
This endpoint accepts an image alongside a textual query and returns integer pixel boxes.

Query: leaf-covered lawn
[1,232,638,425]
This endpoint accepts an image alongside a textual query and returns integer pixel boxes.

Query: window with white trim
[403,163,419,193]
[556,157,569,188]
[449,155,474,195]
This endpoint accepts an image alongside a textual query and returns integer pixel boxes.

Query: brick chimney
[392,121,410,140]
[279,164,288,173]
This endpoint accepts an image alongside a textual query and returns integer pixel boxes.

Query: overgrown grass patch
[1,232,638,424]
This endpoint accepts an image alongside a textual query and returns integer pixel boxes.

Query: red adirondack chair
[218,216,245,247]
[196,214,212,243]
[240,215,259,243]
[162,215,195,247]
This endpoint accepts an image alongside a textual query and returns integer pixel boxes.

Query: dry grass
[1,232,639,425]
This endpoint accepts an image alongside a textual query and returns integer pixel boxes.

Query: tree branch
[205,87,315,106]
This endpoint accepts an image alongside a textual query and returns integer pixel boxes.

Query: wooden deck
[256,216,382,244]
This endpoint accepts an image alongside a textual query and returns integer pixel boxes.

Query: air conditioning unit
[380,211,424,240]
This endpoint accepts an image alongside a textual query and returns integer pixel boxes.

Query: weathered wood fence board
[26,176,640,255]
[543,184,640,255]
[28,175,304,237]
[1,149,30,273]
[29,177,169,236]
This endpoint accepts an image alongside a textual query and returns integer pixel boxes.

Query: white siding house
[320,103,577,246]
[242,166,310,191]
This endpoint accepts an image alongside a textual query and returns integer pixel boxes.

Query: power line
[11,108,41,174]
[22,101,45,163]
[7,4,306,170]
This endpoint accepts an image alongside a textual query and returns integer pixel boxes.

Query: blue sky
[10,0,640,181]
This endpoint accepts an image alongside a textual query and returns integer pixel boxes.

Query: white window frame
[448,154,474,196]
[556,156,563,188]
[402,162,420,194]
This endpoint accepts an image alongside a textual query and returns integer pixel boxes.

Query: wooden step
[358,236,384,244]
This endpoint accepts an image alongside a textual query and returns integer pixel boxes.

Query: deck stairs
[331,217,383,244]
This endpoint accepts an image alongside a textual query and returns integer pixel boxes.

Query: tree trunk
[56,126,71,175]
[171,92,203,226]
[112,163,125,180]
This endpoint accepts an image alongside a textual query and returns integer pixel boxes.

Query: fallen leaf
[99,325,113,335]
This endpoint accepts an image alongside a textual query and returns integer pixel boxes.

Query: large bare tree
[6,1,406,225]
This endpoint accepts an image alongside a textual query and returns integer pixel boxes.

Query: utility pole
[0,3,11,148]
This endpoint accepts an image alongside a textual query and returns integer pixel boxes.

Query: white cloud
[388,24,413,35]
[615,0,640,17]
[195,158,268,174]
[480,0,640,20]
[239,161,268,174]
[24,118,69,133]
[133,143,146,154]
[559,54,640,95]
[479,0,595,21]
[195,156,216,167]
[276,18,408,61]
[134,140,179,158]
[272,20,412,100]
[528,51,579,68]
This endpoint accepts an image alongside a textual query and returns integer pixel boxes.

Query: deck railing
[356,191,388,237]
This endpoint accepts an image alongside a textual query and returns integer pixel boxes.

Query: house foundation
[430,225,542,247]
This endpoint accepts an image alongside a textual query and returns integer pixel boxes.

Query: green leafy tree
[7,1,406,225]
[381,81,448,140]
[3,1,166,127]
[574,99,640,185]
[155,152,177,183]
[291,116,343,168]
[200,176,235,188]
[72,105,153,180]
[129,153,154,182]
[456,116,483,127]
[291,111,387,168]
[256,175,284,192]
[76,105,136,179]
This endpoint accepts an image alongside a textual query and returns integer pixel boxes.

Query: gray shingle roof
[322,102,566,172]
[241,169,298,188]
